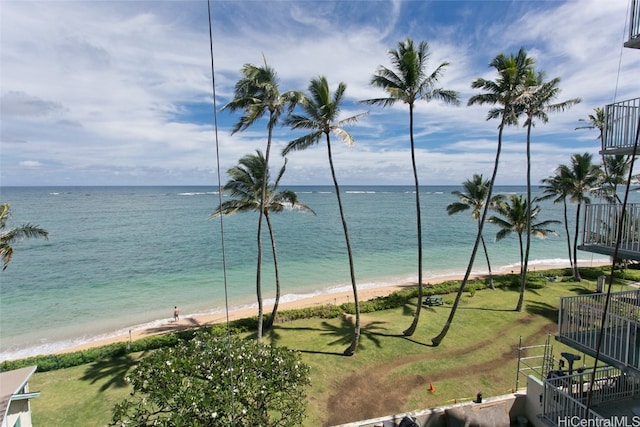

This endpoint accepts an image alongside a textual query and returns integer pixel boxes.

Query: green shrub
[111,333,310,427]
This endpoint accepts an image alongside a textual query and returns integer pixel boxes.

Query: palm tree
[517,70,580,310]
[488,194,559,311]
[210,151,315,331]
[539,171,574,274]
[361,38,460,337]
[558,153,602,281]
[576,107,628,203]
[282,76,368,356]
[575,107,605,140]
[600,155,630,203]
[446,174,504,289]
[432,48,534,346]
[1,203,48,270]
[222,59,303,343]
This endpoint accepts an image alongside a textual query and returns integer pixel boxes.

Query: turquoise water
[0,185,618,360]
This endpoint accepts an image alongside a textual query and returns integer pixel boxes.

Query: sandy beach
[61,261,608,354]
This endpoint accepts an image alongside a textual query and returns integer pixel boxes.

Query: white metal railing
[602,98,640,152]
[581,203,640,255]
[542,366,640,424]
[558,290,640,372]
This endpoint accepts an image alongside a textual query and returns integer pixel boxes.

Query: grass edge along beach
[10,264,640,426]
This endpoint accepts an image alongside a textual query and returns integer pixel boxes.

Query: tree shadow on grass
[455,306,514,312]
[276,311,437,354]
[81,353,140,392]
[525,300,558,323]
[269,314,433,355]
[568,286,595,295]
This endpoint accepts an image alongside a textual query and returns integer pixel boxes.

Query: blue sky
[1,0,638,186]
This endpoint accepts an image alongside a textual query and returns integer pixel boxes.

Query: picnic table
[423,295,444,306]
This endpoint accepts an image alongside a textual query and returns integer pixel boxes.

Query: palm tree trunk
[519,122,533,311]
[255,119,275,344]
[572,204,582,281]
[563,199,573,272]
[403,103,424,337]
[264,214,279,331]
[432,120,506,346]
[325,134,360,356]
[515,233,526,311]
[480,234,494,290]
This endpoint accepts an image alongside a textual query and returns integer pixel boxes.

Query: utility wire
[207,0,235,423]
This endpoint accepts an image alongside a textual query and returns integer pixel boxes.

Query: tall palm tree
[0,203,48,270]
[432,48,534,346]
[517,70,580,310]
[222,59,303,343]
[558,153,602,281]
[446,174,504,289]
[282,76,368,356]
[539,171,574,274]
[210,151,315,332]
[361,38,460,337]
[488,194,559,311]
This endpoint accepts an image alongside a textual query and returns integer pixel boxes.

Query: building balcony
[541,366,640,424]
[625,0,640,49]
[578,203,640,261]
[601,97,640,155]
[556,290,640,377]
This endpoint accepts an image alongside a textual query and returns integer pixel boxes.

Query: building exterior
[530,1,640,425]
[0,366,39,427]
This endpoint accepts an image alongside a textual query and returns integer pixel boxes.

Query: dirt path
[325,316,555,425]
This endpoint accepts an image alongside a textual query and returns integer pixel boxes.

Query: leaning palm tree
[222,59,304,343]
[432,48,534,346]
[283,76,367,356]
[362,38,460,337]
[1,203,49,270]
[539,171,574,274]
[446,174,504,289]
[488,194,559,311]
[517,70,580,311]
[210,151,315,332]
[558,153,602,281]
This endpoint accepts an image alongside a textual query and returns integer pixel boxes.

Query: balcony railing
[602,98,640,155]
[625,0,640,48]
[580,203,640,260]
[557,290,640,374]
[542,366,640,424]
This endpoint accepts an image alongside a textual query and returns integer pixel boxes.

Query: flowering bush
[111,333,310,426]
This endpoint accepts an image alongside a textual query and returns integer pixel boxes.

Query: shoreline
[0,258,611,362]
[58,259,609,355]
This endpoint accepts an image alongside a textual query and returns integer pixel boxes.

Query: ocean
[0,185,620,361]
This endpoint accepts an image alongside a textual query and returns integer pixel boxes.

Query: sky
[1,0,638,187]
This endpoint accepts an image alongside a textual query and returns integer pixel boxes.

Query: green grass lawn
[27,269,636,426]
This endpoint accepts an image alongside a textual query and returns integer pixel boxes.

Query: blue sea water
[0,185,620,360]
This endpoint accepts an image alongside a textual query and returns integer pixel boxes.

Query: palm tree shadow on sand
[143,317,205,336]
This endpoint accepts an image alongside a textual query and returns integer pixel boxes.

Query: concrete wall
[333,392,528,427]
[524,375,546,427]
